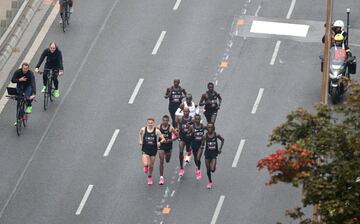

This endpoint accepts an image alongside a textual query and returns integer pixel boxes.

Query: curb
[0,0,43,71]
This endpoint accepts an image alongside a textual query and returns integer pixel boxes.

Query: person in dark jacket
[35,42,64,98]
[11,62,36,113]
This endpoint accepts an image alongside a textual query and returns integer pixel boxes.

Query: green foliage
[259,83,360,223]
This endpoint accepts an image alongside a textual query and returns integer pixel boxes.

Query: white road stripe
[152,31,166,55]
[254,5,261,17]
[270,40,281,65]
[173,0,181,10]
[0,3,59,114]
[75,185,94,215]
[251,88,264,114]
[128,78,144,104]
[211,195,226,224]
[232,139,246,167]
[286,0,296,19]
[103,129,120,157]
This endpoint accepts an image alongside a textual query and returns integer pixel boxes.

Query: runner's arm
[199,93,207,106]
[217,134,224,153]
[139,128,144,145]
[164,87,170,99]
[156,129,166,143]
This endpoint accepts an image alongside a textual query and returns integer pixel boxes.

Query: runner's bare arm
[139,128,145,145]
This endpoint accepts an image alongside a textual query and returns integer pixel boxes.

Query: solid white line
[173,0,181,10]
[286,0,296,19]
[0,3,60,114]
[103,129,120,157]
[232,139,246,167]
[270,40,281,65]
[0,0,121,219]
[211,195,226,224]
[75,185,94,215]
[152,31,166,55]
[128,78,144,104]
[251,88,264,114]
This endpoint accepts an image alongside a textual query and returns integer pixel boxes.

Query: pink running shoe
[159,176,165,185]
[195,167,199,174]
[178,168,185,177]
[143,166,148,174]
[206,182,212,189]
[196,170,202,180]
[148,176,153,185]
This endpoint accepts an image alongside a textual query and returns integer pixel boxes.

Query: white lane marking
[350,43,360,47]
[152,31,166,55]
[286,0,296,19]
[173,0,181,10]
[270,40,281,65]
[103,129,120,157]
[250,21,309,37]
[0,3,60,114]
[0,0,120,219]
[171,190,175,197]
[251,88,264,114]
[211,195,226,224]
[255,5,261,16]
[232,139,246,167]
[128,78,144,104]
[75,185,94,215]
[241,9,247,15]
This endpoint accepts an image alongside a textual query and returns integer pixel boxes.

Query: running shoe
[159,176,165,185]
[53,89,60,98]
[206,182,212,189]
[196,170,202,180]
[143,166,148,174]
[178,168,184,177]
[25,106,32,114]
[148,176,153,185]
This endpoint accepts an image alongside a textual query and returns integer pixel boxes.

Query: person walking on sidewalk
[35,42,64,98]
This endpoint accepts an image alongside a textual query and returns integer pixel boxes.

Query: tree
[258,83,360,223]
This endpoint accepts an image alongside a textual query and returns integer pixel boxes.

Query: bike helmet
[333,20,344,30]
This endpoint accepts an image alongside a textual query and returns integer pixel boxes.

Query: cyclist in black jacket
[35,42,64,98]
[11,62,36,113]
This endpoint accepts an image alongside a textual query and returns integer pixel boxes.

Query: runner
[191,114,205,180]
[139,117,165,185]
[203,123,224,189]
[199,82,222,124]
[157,115,178,185]
[176,107,193,176]
[164,79,186,128]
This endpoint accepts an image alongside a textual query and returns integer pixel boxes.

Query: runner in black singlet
[191,114,205,180]
[202,123,224,189]
[164,79,186,128]
[139,117,165,185]
[199,82,222,124]
[176,107,193,177]
[157,115,178,185]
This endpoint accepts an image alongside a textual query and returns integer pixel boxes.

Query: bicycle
[61,0,71,32]
[39,69,58,111]
[6,87,28,136]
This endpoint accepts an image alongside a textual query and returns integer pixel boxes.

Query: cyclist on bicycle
[35,42,64,98]
[59,0,73,24]
[11,62,36,113]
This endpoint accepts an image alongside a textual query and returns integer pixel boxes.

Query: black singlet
[204,91,219,111]
[142,127,157,151]
[159,125,172,150]
[179,116,192,138]
[169,87,184,105]
[205,132,218,152]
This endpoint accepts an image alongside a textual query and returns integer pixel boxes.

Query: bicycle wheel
[49,77,53,102]
[44,85,49,111]
[66,3,70,25]
[62,11,67,32]
[16,100,24,136]
[22,113,27,127]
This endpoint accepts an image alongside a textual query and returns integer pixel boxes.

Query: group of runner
[138,79,224,189]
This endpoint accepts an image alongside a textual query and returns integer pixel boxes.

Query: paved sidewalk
[0,0,24,36]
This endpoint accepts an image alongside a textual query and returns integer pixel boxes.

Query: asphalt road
[0,0,359,223]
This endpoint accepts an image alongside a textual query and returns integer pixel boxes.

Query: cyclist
[157,115,178,185]
[139,117,165,185]
[164,79,186,128]
[199,82,222,124]
[59,0,74,24]
[202,122,224,189]
[11,62,36,114]
[176,107,193,176]
[35,42,64,98]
